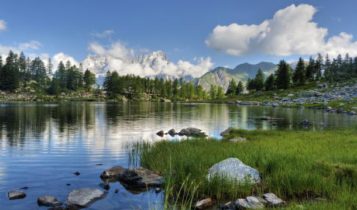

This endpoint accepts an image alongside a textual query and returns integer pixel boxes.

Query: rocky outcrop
[208,158,260,184]
[67,188,105,208]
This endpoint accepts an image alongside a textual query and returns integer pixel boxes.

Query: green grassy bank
[139,129,357,209]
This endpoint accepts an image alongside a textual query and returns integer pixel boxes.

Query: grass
[139,129,357,209]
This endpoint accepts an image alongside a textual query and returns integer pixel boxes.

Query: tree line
[0,51,96,94]
[241,53,357,93]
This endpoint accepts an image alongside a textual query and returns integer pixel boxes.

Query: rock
[208,158,260,184]
[73,171,80,176]
[178,127,206,137]
[99,183,110,190]
[228,137,247,143]
[348,111,357,115]
[100,166,126,180]
[287,93,294,97]
[160,98,171,103]
[156,130,164,137]
[37,195,61,207]
[114,189,119,193]
[195,198,214,209]
[263,193,285,206]
[155,187,161,193]
[96,163,103,166]
[67,188,105,208]
[167,128,176,136]
[119,167,164,188]
[19,186,29,190]
[220,127,233,137]
[8,190,26,200]
[235,196,264,209]
[219,201,235,210]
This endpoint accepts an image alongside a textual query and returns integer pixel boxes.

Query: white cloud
[83,41,213,78]
[52,52,79,69]
[0,20,6,31]
[206,4,357,57]
[0,41,42,58]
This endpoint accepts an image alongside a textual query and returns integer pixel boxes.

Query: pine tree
[264,74,275,91]
[254,69,264,91]
[305,57,315,81]
[83,69,96,91]
[293,57,306,86]
[0,51,20,91]
[225,79,237,96]
[275,60,291,89]
[236,81,244,95]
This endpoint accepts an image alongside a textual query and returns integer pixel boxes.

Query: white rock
[208,158,260,184]
[263,193,285,206]
[67,188,105,207]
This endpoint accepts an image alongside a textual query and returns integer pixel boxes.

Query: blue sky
[1,0,357,75]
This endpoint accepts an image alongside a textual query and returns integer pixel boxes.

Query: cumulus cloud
[206,4,357,57]
[0,41,42,58]
[82,41,213,78]
[52,52,79,69]
[0,20,6,31]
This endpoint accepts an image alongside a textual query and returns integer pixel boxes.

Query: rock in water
[208,158,260,184]
[67,188,105,207]
[8,190,26,200]
[178,127,206,137]
[156,130,164,137]
[119,167,164,188]
[263,193,285,206]
[37,195,61,207]
[100,166,126,179]
[168,128,176,136]
[195,198,214,209]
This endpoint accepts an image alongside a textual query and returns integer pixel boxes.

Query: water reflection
[0,102,357,209]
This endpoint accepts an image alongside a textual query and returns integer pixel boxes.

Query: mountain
[196,62,277,91]
[232,62,277,77]
[197,67,247,91]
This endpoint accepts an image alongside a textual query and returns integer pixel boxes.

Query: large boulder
[119,167,164,188]
[67,188,105,208]
[208,158,260,184]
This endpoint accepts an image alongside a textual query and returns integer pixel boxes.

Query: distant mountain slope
[197,62,277,91]
[197,67,248,91]
[232,62,277,77]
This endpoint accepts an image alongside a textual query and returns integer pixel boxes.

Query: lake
[1,102,357,209]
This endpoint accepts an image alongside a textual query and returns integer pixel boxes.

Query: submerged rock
[8,190,26,200]
[195,197,214,209]
[37,195,61,207]
[101,166,164,189]
[67,188,105,208]
[208,158,260,184]
[263,193,285,206]
[178,127,206,137]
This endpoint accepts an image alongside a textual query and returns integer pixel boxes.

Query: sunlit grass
[139,129,357,209]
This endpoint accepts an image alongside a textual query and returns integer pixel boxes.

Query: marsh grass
[139,129,357,209]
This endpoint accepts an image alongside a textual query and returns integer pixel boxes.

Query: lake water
[1,102,357,210]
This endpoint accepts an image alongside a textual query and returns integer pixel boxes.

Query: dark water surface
[1,102,357,210]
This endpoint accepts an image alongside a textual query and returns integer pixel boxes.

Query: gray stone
[8,190,26,200]
[156,130,164,137]
[220,127,233,137]
[119,167,164,188]
[168,128,176,136]
[235,196,264,209]
[194,197,214,209]
[67,188,105,207]
[37,195,61,207]
[178,127,206,137]
[208,158,260,184]
[263,193,285,206]
[100,166,126,179]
